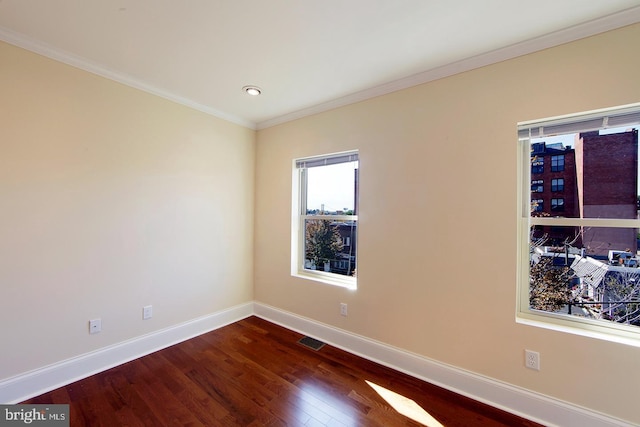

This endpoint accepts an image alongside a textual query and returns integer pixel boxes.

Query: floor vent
[298,336,326,351]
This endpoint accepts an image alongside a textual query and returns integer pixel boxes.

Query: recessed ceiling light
[242,85,262,96]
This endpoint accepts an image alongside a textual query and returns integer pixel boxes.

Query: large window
[293,151,358,288]
[518,104,640,344]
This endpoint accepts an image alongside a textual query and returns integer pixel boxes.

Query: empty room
[2,1,640,426]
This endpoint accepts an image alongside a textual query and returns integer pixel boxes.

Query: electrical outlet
[143,305,152,320]
[89,318,101,334]
[340,303,348,316]
[525,349,540,371]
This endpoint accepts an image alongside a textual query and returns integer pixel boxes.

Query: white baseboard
[1,301,633,426]
[0,302,253,404]
[253,302,633,427]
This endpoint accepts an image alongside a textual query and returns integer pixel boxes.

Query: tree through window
[293,151,358,287]
[518,104,640,340]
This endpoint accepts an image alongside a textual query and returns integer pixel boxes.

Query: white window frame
[517,103,640,346]
[291,151,358,289]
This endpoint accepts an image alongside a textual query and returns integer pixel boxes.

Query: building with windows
[331,221,357,275]
[531,129,638,256]
[577,130,639,255]
[530,142,579,247]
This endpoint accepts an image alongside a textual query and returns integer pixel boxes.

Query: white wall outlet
[89,318,101,334]
[525,349,540,371]
[143,305,152,320]
[340,303,348,316]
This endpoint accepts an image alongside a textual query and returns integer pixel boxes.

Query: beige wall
[254,23,640,423]
[0,41,255,379]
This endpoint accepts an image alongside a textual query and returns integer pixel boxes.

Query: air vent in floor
[298,336,326,351]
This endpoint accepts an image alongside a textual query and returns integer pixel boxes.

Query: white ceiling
[1,1,640,130]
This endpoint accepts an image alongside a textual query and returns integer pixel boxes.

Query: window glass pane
[522,106,640,338]
[531,156,544,174]
[530,129,638,219]
[296,151,358,285]
[551,178,564,192]
[303,219,356,276]
[531,199,544,212]
[306,161,358,214]
[551,155,565,172]
[530,226,640,326]
[551,198,564,212]
[531,179,543,193]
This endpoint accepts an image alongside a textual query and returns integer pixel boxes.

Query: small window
[518,103,640,344]
[531,157,544,174]
[551,155,565,172]
[551,178,564,192]
[531,199,544,213]
[551,198,564,211]
[293,151,358,287]
[531,180,544,193]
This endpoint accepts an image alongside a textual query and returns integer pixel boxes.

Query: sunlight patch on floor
[297,383,359,426]
[366,380,444,427]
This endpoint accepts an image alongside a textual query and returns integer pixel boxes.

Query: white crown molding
[253,302,634,427]
[2,6,639,132]
[0,302,254,404]
[0,26,257,130]
[256,5,640,130]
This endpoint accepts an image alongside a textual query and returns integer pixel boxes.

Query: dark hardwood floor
[24,316,543,426]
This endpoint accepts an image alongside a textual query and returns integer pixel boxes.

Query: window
[531,199,544,212]
[293,151,358,288]
[518,103,640,344]
[531,180,543,193]
[551,154,565,172]
[551,198,564,211]
[551,178,564,192]
[531,157,544,174]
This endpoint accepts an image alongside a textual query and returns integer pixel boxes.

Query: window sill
[292,270,357,290]
[516,310,640,348]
